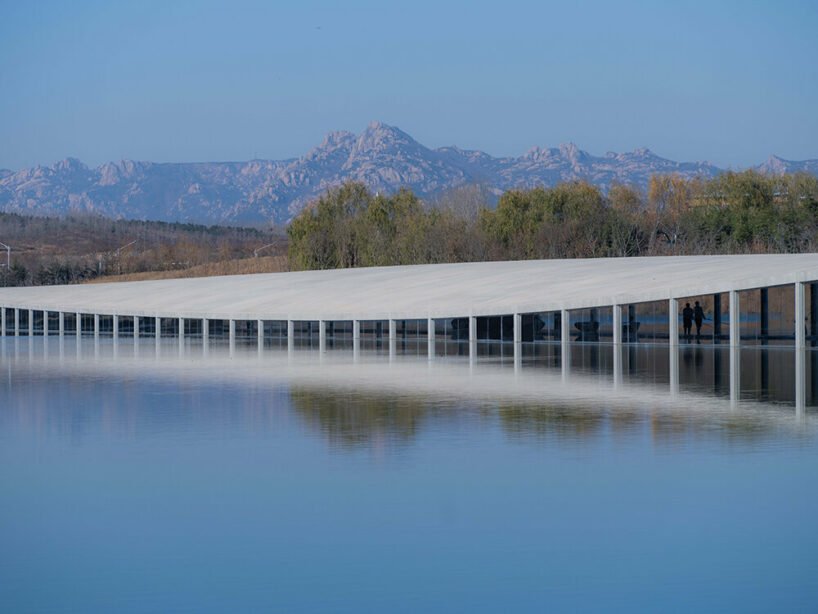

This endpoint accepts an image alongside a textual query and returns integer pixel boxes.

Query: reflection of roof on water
[4,339,813,435]
[1,254,818,320]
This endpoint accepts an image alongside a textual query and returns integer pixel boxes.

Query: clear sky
[1,0,816,170]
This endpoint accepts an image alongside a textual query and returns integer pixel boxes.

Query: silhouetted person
[682,303,693,339]
[693,301,705,338]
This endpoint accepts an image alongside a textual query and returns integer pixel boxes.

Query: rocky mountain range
[1,121,816,225]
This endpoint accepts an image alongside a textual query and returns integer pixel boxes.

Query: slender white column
[93,313,100,339]
[729,290,740,347]
[257,319,264,351]
[427,318,435,360]
[14,308,20,336]
[560,309,570,344]
[465,315,476,361]
[668,298,678,347]
[1,307,5,336]
[178,317,185,344]
[155,317,161,342]
[795,282,806,350]
[561,309,570,379]
[28,309,34,337]
[612,304,622,345]
[352,320,361,355]
[58,312,65,336]
[513,313,522,365]
[229,320,236,353]
[133,316,140,339]
[75,312,81,337]
[201,318,208,355]
[388,320,397,359]
[43,311,49,337]
[287,320,294,352]
[318,320,326,352]
[113,315,119,340]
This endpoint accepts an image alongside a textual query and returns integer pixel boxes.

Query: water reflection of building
[1,339,814,454]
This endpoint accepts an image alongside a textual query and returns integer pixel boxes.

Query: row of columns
[0,282,811,351]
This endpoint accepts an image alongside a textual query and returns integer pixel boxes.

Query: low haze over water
[2,339,817,612]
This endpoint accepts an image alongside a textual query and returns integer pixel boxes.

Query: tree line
[0,213,283,287]
[287,171,818,269]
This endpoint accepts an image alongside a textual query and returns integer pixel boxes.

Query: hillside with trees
[287,171,818,269]
[0,214,286,287]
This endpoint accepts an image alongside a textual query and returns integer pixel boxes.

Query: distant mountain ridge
[1,121,815,225]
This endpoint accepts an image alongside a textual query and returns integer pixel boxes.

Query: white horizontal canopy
[1,254,817,321]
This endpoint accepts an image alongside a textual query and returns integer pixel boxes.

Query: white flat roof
[1,254,818,321]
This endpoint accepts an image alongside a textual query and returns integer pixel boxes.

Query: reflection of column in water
[613,344,622,389]
[669,346,679,397]
[795,349,805,416]
[760,349,769,401]
[729,346,740,406]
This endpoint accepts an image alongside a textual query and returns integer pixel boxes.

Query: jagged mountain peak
[558,142,585,160]
[319,130,356,149]
[52,157,88,172]
[755,154,818,176]
[352,121,422,154]
[1,123,816,225]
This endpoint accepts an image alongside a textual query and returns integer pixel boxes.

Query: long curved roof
[1,254,817,321]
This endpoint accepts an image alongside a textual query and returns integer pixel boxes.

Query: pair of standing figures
[682,301,705,338]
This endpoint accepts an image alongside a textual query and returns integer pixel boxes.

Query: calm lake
[2,338,817,613]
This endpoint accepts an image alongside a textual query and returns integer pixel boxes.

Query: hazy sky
[1,0,816,170]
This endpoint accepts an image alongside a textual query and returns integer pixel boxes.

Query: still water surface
[1,339,817,613]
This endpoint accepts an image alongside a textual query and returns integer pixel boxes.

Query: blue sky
[1,0,816,169]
